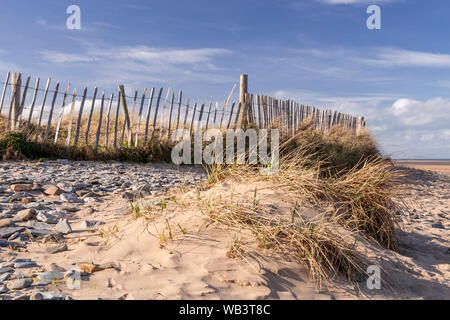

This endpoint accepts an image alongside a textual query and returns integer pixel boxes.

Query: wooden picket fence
[0,71,365,152]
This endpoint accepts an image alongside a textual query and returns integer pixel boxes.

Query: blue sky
[0,0,449,158]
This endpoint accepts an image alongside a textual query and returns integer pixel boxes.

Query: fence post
[118,85,132,146]
[8,72,21,131]
[239,74,248,130]
[0,71,11,115]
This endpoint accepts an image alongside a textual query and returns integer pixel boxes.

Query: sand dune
[0,161,448,300]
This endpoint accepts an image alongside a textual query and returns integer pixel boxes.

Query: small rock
[11,184,33,192]
[29,220,53,230]
[55,218,72,234]
[0,285,8,294]
[57,205,78,212]
[43,232,65,243]
[7,278,33,290]
[80,220,105,229]
[431,222,445,229]
[15,208,36,221]
[0,272,12,282]
[56,183,75,193]
[48,210,69,216]
[0,227,26,239]
[0,267,13,275]
[30,292,44,300]
[14,261,38,269]
[46,243,68,254]
[60,193,80,203]
[36,211,58,224]
[43,186,63,196]
[36,271,64,281]
[0,218,14,228]
[41,292,66,300]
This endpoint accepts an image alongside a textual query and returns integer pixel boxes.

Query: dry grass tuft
[197,193,367,282]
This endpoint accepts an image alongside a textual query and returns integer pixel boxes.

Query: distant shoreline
[395,159,450,174]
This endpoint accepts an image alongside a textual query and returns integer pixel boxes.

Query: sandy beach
[0,160,448,300]
[397,160,450,175]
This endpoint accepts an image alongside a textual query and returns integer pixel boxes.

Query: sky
[0,0,449,158]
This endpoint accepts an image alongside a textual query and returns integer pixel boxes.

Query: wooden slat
[234,102,241,128]
[189,102,198,136]
[197,103,205,132]
[7,72,21,132]
[0,71,11,115]
[34,78,51,143]
[65,88,77,147]
[113,89,121,149]
[24,77,40,137]
[226,101,236,129]
[85,87,98,145]
[94,92,105,153]
[213,102,218,127]
[204,102,212,132]
[166,91,175,143]
[129,88,138,133]
[181,98,190,139]
[118,85,132,147]
[17,76,31,124]
[151,88,163,140]
[43,81,60,142]
[73,87,88,147]
[143,88,155,143]
[54,83,71,144]
[174,90,183,141]
[135,88,147,147]
[105,93,114,148]
[219,83,236,130]
[159,87,171,139]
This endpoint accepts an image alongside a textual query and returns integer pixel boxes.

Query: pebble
[0,218,14,228]
[7,278,33,290]
[60,193,81,203]
[15,208,36,221]
[0,160,205,298]
[36,211,58,224]
[0,267,13,275]
[43,186,63,196]
[37,271,64,281]
[80,220,105,229]
[10,184,33,192]
[54,218,72,234]
[14,261,38,268]
[46,243,68,254]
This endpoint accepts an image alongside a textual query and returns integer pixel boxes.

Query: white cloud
[363,48,450,67]
[39,50,97,63]
[271,89,450,158]
[388,97,450,126]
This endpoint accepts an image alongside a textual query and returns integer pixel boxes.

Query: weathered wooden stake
[85,87,98,145]
[65,88,77,147]
[239,74,248,129]
[73,87,87,147]
[144,88,155,143]
[24,77,40,137]
[0,71,11,115]
[105,93,114,148]
[135,88,147,147]
[43,82,60,142]
[54,83,71,144]
[94,92,105,153]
